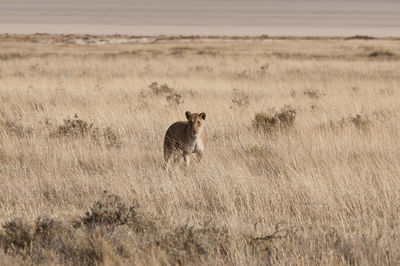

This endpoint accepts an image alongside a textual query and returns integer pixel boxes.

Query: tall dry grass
[0,34,400,265]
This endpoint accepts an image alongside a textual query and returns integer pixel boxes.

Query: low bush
[52,115,123,148]
[253,105,296,133]
[140,82,184,107]
[368,50,395,57]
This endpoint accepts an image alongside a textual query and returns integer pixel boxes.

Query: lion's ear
[199,112,206,120]
[185,111,191,120]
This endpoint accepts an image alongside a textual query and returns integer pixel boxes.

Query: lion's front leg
[196,150,203,161]
[183,152,191,165]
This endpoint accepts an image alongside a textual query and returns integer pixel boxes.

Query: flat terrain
[1,0,400,36]
[0,34,400,264]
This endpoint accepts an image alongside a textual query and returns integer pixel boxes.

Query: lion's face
[185,111,206,136]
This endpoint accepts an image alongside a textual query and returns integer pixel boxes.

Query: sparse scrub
[235,70,251,79]
[0,195,159,265]
[0,195,231,265]
[303,88,322,99]
[0,219,32,253]
[231,89,250,108]
[147,82,175,96]
[0,119,33,137]
[156,222,231,264]
[166,92,184,106]
[169,46,193,56]
[0,35,400,265]
[53,115,123,147]
[253,105,296,133]
[54,114,98,138]
[345,35,376,40]
[235,63,269,79]
[368,50,395,57]
[197,47,218,56]
[73,193,155,233]
[103,127,123,148]
[349,114,370,131]
[141,82,184,107]
[319,114,371,132]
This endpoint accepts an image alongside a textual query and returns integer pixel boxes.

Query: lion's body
[163,112,206,165]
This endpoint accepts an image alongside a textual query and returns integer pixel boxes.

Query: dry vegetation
[0,34,400,265]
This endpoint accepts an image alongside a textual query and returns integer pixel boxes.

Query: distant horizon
[1,0,399,36]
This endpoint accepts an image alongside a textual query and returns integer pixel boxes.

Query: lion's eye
[197,121,200,125]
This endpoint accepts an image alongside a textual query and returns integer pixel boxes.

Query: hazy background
[1,0,400,36]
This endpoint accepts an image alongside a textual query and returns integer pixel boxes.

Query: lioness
[164,111,206,165]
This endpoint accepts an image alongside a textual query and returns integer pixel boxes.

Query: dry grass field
[0,34,400,265]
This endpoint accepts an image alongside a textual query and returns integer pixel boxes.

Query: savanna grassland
[0,34,400,265]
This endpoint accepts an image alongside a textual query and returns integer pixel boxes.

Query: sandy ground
[1,0,400,36]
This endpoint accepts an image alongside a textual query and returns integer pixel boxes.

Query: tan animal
[163,111,206,166]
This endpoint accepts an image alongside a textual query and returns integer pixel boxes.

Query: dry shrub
[253,112,279,132]
[154,221,231,265]
[169,46,193,56]
[0,194,392,265]
[148,82,174,96]
[345,35,376,40]
[197,47,218,56]
[166,92,184,106]
[103,127,123,148]
[231,89,250,108]
[74,193,156,234]
[76,193,133,229]
[103,51,138,59]
[320,114,370,132]
[319,119,347,132]
[0,219,32,254]
[190,65,213,72]
[236,70,251,79]
[55,114,98,138]
[0,111,33,137]
[235,64,268,79]
[0,53,24,61]
[379,88,394,96]
[0,119,33,137]
[371,108,397,122]
[253,106,296,133]
[0,217,72,263]
[0,194,232,265]
[0,216,106,265]
[349,114,370,131]
[53,115,123,148]
[141,82,184,107]
[303,88,322,99]
[368,51,395,58]
[0,194,158,265]
[249,223,301,262]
